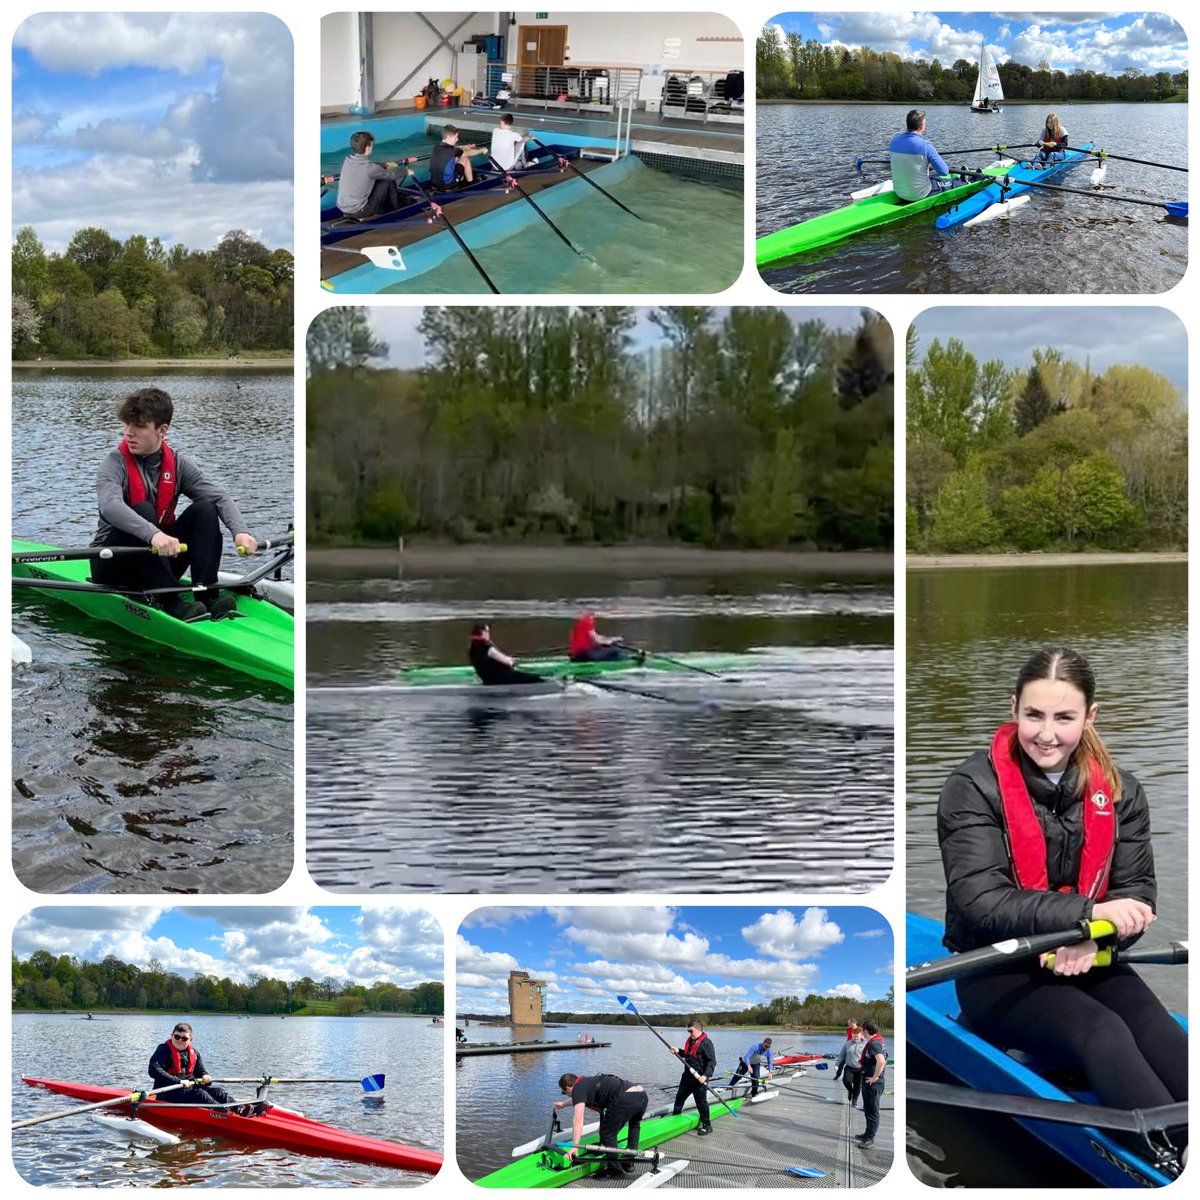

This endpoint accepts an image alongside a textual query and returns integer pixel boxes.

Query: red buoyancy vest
[120,439,178,525]
[167,1041,198,1076]
[858,1034,884,1069]
[682,1032,709,1066]
[991,723,1115,899]
[569,613,596,656]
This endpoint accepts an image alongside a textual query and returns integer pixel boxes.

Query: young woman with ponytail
[936,646,1186,1146]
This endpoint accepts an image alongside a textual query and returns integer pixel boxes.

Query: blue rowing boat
[935,143,1097,229]
[906,911,1185,1187]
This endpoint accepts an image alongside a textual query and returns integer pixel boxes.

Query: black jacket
[937,744,1155,952]
[149,1041,209,1089]
[679,1034,717,1079]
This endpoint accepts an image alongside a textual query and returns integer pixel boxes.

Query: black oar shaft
[1094,150,1187,172]
[408,177,501,295]
[15,1081,189,1129]
[1005,177,1186,209]
[492,158,588,256]
[529,138,642,219]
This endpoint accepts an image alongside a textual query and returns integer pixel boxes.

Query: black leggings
[672,1074,710,1124]
[956,963,1187,1110]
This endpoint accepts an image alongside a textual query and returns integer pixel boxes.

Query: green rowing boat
[475,1097,744,1188]
[401,654,753,687]
[13,540,293,690]
[756,158,1016,267]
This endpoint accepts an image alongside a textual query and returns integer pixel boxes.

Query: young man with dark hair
[489,113,531,171]
[855,1019,888,1148]
[335,130,411,216]
[670,1018,717,1134]
[149,1022,259,1117]
[555,1071,648,1177]
[429,125,489,186]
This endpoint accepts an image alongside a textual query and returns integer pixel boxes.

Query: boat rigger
[400,652,754,687]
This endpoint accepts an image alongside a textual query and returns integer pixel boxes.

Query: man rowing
[568,610,642,664]
[555,1071,648,1178]
[727,1036,773,1097]
[150,1021,260,1117]
[489,114,532,171]
[430,124,489,187]
[889,109,955,202]
[670,1018,716,1136]
[336,130,410,216]
[92,387,259,621]
[469,623,546,686]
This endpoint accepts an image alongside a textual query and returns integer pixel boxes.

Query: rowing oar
[321,154,426,187]
[13,544,187,564]
[490,156,591,258]
[217,1073,385,1091]
[571,1143,826,1178]
[528,137,643,220]
[1090,150,1188,173]
[634,647,726,680]
[582,677,714,707]
[854,143,1036,169]
[615,996,739,1119]
[908,1081,1187,1135]
[1045,939,1188,970]
[236,533,295,555]
[980,174,1188,217]
[906,918,1117,990]
[14,1081,191,1129]
[406,173,502,294]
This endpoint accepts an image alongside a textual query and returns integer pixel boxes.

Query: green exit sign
[536,12,548,18]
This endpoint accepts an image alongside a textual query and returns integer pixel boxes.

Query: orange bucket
[414,95,427,110]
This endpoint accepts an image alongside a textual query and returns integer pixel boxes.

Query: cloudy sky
[458,906,892,1016]
[12,13,294,253]
[767,12,1187,75]
[15,907,443,987]
[368,306,873,368]
[911,306,1186,392]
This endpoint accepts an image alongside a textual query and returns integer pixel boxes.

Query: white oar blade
[964,194,1032,228]
[630,1160,688,1188]
[749,1091,778,1104]
[851,180,893,201]
[89,1113,180,1145]
[12,634,33,664]
[323,244,409,271]
[1091,164,1108,185]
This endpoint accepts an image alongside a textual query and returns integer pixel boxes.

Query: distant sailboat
[971,41,1004,113]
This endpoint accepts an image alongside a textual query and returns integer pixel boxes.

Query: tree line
[757,28,1188,104]
[307,306,893,551]
[12,951,443,1017]
[12,226,294,360]
[907,333,1187,553]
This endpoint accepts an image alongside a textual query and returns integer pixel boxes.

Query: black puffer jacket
[937,743,1155,952]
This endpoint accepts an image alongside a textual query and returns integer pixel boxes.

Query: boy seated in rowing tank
[92,387,260,621]
[469,622,546,686]
[889,109,954,203]
[568,610,644,664]
[336,130,411,217]
[555,1072,648,1177]
[150,1022,260,1117]
[429,125,489,188]
[489,114,532,171]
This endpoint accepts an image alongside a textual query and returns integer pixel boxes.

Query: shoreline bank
[908,551,1184,570]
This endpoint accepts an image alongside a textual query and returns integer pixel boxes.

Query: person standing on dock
[92,387,259,621]
[834,1025,865,1108]
[728,1037,773,1097]
[556,1072,648,1177]
[489,114,532,171]
[568,611,642,664]
[468,623,546,686]
[429,125,489,187]
[150,1022,259,1117]
[336,131,411,216]
[888,109,954,202]
[854,1021,887,1148]
[670,1019,717,1135]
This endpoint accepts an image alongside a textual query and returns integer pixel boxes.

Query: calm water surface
[13,1012,442,1186]
[758,103,1187,294]
[905,562,1187,1187]
[307,562,894,892]
[11,370,294,894]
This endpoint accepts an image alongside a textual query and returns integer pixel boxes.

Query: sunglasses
[171,1033,191,1042]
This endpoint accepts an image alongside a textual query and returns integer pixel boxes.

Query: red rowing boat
[773,1053,828,1066]
[21,1077,442,1173]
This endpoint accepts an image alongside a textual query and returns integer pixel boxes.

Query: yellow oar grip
[1043,918,1118,969]
[150,543,187,555]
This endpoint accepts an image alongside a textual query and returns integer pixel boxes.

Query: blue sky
[14,908,443,987]
[912,307,1186,392]
[458,907,893,1015]
[12,13,294,253]
[766,12,1187,75]
[370,307,875,368]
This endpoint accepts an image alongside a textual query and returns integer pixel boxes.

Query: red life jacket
[991,722,1115,899]
[167,1041,198,1075]
[858,1034,884,1069]
[682,1032,709,1066]
[120,439,178,525]
[569,613,596,656]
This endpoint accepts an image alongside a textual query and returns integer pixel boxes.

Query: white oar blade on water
[1091,164,1108,185]
[964,194,1033,228]
[12,633,33,664]
[89,1113,180,1145]
[630,1160,688,1189]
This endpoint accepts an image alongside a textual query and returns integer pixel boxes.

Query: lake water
[12,1011,442,1186]
[306,558,894,892]
[757,102,1187,294]
[905,561,1187,1186]
[10,369,294,894]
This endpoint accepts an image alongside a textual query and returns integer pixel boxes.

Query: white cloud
[13,110,60,144]
[741,908,844,959]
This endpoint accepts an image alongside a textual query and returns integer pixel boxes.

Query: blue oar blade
[1165,201,1188,218]
[616,994,638,1013]
[813,1062,830,1070]
[360,1073,385,1093]
[787,1167,828,1178]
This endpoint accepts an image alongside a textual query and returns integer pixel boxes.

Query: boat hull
[756,159,1015,266]
[401,653,754,687]
[935,143,1095,229]
[476,1097,744,1188]
[906,913,1183,1187]
[13,541,293,690]
[21,1078,441,1173]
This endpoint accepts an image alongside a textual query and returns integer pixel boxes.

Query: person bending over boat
[336,131,411,217]
[670,1019,716,1135]
[150,1022,259,1117]
[469,623,545,686]
[834,1025,865,1108]
[889,109,955,202]
[429,125,489,187]
[854,1021,887,1147]
[568,611,642,664]
[92,388,259,622]
[555,1072,648,1177]
[938,646,1187,1167]
[489,114,532,171]
[1033,114,1070,164]
[728,1037,773,1097]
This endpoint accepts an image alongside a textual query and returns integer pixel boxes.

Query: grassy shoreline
[908,551,1184,570]
[14,356,292,371]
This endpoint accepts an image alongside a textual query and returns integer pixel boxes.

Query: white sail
[972,42,1004,106]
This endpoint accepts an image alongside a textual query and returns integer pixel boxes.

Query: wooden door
[517,25,567,96]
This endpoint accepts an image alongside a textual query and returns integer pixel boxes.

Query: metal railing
[473,60,643,114]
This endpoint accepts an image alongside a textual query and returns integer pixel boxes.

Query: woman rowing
[937,646,1187,1167]
[1033,114,1070,164]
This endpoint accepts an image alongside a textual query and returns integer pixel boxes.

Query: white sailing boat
[970,40,1003,112]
